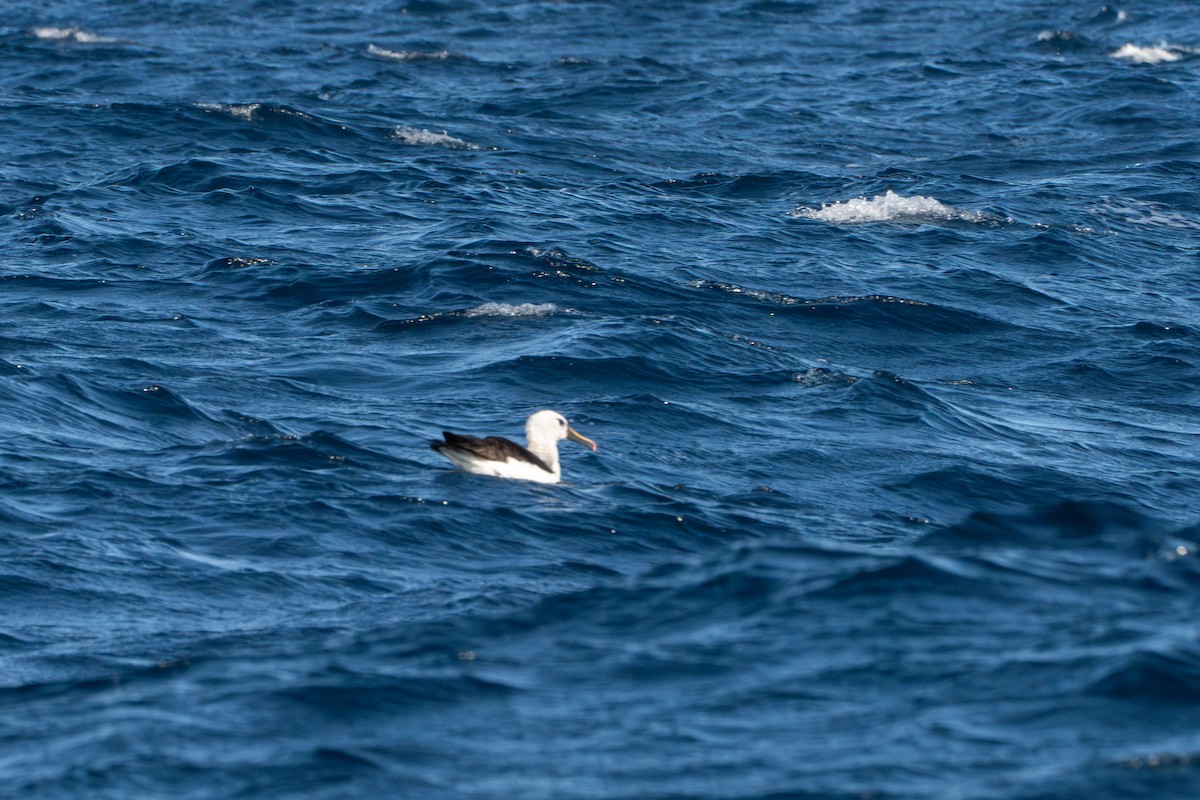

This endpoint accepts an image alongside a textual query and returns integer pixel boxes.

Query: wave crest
[1111,43,1189,64]
[368,44,462,62]
[32,26,120,44]
[196,102,313,123]
[790,190,994,224]
[392,126,478,150]
[462,302,564,318]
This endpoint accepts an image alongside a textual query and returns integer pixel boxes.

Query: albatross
[430,409,597,483]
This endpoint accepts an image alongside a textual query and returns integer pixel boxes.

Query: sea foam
[463,302,564,318]
[1111,43,1186,64]
[32,26,120,44]
[791,190,991,224]
[368,44,460,62]
[392,126,479,150]
[197,102,262,121]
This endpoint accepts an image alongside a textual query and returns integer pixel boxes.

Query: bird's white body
[431,410,597,483]
[437,447,565,483]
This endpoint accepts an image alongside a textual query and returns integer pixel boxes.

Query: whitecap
[463,302,564,318]
[790,190,991,224]
[197,102,262,121]
[392,126,479,150]
[1111,43,1186,64]
[368,44,460,62]
[32,26,120,44]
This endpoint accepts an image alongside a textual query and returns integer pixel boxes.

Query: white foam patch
[463,302,563,318]
[1111,43,1185,64]
[791,190,990,224]
[392,126,479,150]
[33,26,119,44]
[368,44,458,62]
[197,102,261,121]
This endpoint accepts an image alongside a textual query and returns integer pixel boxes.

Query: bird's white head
[526,409,597,451]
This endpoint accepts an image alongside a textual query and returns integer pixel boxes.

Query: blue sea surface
[2,0,1200,797]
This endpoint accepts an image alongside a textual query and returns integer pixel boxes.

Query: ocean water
[2,0,1199,797]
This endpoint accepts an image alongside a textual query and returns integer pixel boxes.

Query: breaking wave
[1111,43,1190,64]
[32,26,120,44]
[367,44,463,62]
[392,126,479,150]
[790,190,997,224]
[462,302,565,318]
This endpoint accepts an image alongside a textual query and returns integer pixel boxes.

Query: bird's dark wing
[431,432,552,473]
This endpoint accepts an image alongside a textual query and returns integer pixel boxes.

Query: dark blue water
[3,1,1200,797]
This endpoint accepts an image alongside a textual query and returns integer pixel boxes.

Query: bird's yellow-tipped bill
[567,427,597,451]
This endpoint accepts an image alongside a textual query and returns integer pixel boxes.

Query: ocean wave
[392,126,479,149]
[808,553,982,599]
[693,281,938,311]
[1111,43,1190,64]
[367,44,463,62]
[690,279,805,306]
[793,367,861,388]
[462,302,565,318]
[845,371,1039,444]
[693,281,1013,335]
[378,302,572,329]
[205,256,276,270]
[1103,8,1130,23]
[1036,30,1084,44]
[1034,30,1091,53]
[1089,644,1200,700]
[790,190,998,224]
[183,429,367,472]
[195,102,314,123]
[278,673,518,714]
[921,503,1200,584]
[32,26,120,44]
[1099,198,1200,231]
[1117,751,1200,771]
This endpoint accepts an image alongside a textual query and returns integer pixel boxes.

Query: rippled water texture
[2,1,1199,797]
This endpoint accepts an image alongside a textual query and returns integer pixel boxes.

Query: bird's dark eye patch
[559,419,566,426]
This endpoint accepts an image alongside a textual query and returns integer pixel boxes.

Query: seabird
[430,409,597,483]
